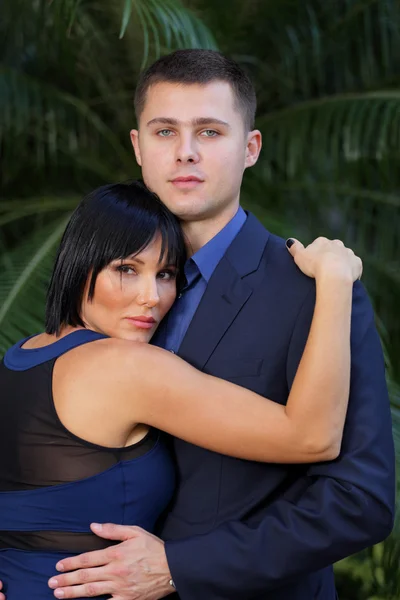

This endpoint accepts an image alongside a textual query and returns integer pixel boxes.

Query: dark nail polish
[286,238,295,249]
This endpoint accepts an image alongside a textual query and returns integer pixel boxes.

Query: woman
[0,180,361,599]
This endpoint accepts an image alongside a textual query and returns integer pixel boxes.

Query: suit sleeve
[165,281,395,599]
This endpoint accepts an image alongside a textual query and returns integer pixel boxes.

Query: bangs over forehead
[45,180,186,334]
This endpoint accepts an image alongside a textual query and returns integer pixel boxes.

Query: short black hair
[134,49,256,131]
[46,180,186,335]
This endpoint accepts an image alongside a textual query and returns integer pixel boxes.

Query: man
[47,49,394,600]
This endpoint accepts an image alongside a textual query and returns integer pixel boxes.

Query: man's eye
[201,130,219,137]
[157,129,173,137]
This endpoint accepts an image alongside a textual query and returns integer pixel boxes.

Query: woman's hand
[286,237,363,282]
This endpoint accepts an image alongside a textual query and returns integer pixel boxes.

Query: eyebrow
[123,256,178,268]
[130,256,144,265]
[146,117,230,128]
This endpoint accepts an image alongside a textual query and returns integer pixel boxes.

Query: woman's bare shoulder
[53,337,163,421]
[58,336,165,382]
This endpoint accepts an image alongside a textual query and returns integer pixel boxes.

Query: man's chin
[163,196,209,220]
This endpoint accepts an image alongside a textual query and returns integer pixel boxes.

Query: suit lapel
[178,257,252,370]
[178,213,270,370]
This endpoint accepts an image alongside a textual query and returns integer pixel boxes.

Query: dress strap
[3,330,107,371]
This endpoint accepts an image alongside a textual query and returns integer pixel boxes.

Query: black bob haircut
[45,180,186,335]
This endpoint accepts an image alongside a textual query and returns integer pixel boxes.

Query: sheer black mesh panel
[0,359,158,552]
[0,531,118,553]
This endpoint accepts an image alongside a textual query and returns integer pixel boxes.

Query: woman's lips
[126,317,156,330]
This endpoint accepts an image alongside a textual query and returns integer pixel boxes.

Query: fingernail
[91,522,102,531]
[55,590,65,598]
[286,238,295,249]
[56,562,64,571]
[49,578,58,588]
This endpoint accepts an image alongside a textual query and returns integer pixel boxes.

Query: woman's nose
[137,280,160,307]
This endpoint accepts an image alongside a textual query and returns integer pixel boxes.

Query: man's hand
[48,523,174,599]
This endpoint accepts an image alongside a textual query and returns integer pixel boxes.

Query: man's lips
[171,176,203,182]
[170,176,204,189]
[126,316,156,330]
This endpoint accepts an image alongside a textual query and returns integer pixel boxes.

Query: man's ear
[130,129,142,166]
[245,129,262,169]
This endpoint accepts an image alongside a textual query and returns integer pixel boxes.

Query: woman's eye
[157,129,173,137]
[116,265,135,275]
[201,130,218,137]
[158,270,177,281]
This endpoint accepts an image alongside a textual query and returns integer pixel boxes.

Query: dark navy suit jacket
[161,213,395,600]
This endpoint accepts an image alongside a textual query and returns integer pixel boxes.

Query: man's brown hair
[134,49,257,131]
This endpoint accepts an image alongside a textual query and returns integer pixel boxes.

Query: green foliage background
[1,1,399,596]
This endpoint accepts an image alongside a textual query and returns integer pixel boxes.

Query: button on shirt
[152,207,247,354]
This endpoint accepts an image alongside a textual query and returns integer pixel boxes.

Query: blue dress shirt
[153,207,247,353]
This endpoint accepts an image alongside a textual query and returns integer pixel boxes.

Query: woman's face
[80,234,178,343]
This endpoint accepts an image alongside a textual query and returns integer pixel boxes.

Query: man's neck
[182,204,240,256]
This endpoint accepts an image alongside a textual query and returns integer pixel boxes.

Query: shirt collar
[185,207,247,284]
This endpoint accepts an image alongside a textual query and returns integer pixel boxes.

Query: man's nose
[176,134,200,164]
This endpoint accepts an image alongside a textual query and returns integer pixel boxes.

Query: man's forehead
[144,81,235,106]
[141,81,239,122]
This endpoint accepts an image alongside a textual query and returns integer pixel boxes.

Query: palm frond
[0,66,133,182]
[121,0,217,67]
[245,0,400,108]
[0,216,70,356]
[257,92,400,177]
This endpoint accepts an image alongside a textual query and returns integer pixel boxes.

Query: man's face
[130,81,261,224]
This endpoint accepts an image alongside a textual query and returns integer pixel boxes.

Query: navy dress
[0,330,175,599]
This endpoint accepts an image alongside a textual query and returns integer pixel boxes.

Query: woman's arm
[118,238,362,463]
